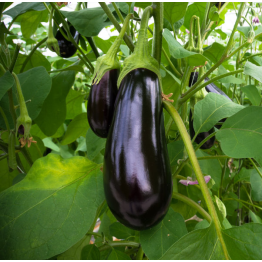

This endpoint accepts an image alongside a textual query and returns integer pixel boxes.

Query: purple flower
[179,175,211,186]
[253,17,260,24]
[134,7,138,11]
[186,29,190,34]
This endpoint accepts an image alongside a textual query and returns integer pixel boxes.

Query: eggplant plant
[1,2,262,260]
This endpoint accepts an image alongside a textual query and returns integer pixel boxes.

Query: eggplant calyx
[92,14,133,85]
[162,92,174,102]
[117,6,162,89]
[47,37,60,55]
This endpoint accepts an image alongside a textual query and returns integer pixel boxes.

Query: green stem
[180,69,244,105]
[200,2,210,39]
[239,51,262,63]
[194,132,217,150]
[112,2,125,23]
[0,63,5,73]
[163,101,229,259]
[219,159,228,199]
[224,198,262,211]
[136,246,144,260]
[224,3,246,56]
[198,155,229,161]
[0,53,8,70]
[99,2,134,52]
[241,16,252,27]
[20,37,47,73]
[20,146,33,166]
[152,2,163,64]
[7,89,17,127]
[50,2,94,73]
[173,192,211,222]
[249,158,262,179]
[162,47,182,77]
[86,37,100,58]
[9,44,20,73]
[0,106,10,132]
[98,241,140,252]
[0,153,8,161]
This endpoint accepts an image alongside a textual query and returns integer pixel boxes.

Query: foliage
[1,1,262,260]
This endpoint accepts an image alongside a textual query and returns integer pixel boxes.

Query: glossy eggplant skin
[55,24,80,58]
[189,110,216,149]
[87,69,119,138]
[103,68,172,230]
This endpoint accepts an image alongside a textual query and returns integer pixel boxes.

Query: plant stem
[239,51,262,63]
[173,192,211,222]
[9,44,20,73]
[20,37,48,73]
[0,106,10,132]
[194,132,217,150]
[99,2,134,52]
[136,246,144,260]
[49,2,94,73]
[7,89,17,128]
[98,241,140,252]
[249,158,262,179]
[163,101,229,259]
[112,2,125,23]
[200,2,210,39]
[224,198,262,211]
[162,47,182,77]
[0,153,8,161]
[152,2,163,64]
[20,146,33,166]
[179,69,244,105]
[86,37,100,58]
[197,155,229,161]
[219,159,228,199]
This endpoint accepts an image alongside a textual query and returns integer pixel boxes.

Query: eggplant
[189,72,215,149]
[204,77,232,129]
[87,69,119,138]
[55,24,80,58]
[103,68,172,230]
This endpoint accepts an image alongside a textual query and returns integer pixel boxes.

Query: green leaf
[244,61,262,83]
[0,71,14,100]
[164,3,188,26]
[3,2,48,19]
[184,2,206,30]
[21,10,48,39]
[60,113,89,145]
[160,222,226,259]
[217,66,245,84]
[216,106,262,158]
[107,248,131,260]
[35,70,75,136]
[208,6,219,21]
[193,93,244,134]
[203,42,226,63]
[0,66,52,129]
[86,128,106,163]
[237,26,250,37]
[12,50,51,74]
[66,89,85,120]
[93,36,117,54]
[81,244,100,260]
[234,168,251,184]
[215,29,227,40]
[140,208,187,260]
[224,192,241,216]
[250,168,262,201]
[241,85,261,106]
[57,235,92,260]
[167,140,184,167]
[61,4,116,37]
[0,154,104,260]
[163,29,207,66]
[109,222,136,240]
[249,210,262,223]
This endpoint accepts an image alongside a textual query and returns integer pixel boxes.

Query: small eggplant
[55,24,80,58]
[87,69,119,138]
[103,69,172,230]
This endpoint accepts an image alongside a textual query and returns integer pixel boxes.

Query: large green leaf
[81,244,100,260]
[140,209,187,260]
[193,93,244,134]
[4,2,48,19]
[61,4,116,37]
[0,154,104,260]
[66,89,85,120]
[163,29,207,66]
[160,222,262,259]
[0,66,52,129]
[107,249,131,260]
[21,10,48,39]
[60,113,89,145]
[241,85,261,106]
[35,71,75,136]
[164,3,188,27]
[244,61,262,83]
[0,71,14,101]
[167,140,184,167]
[109,222,136,240]
[216,106,262,158]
